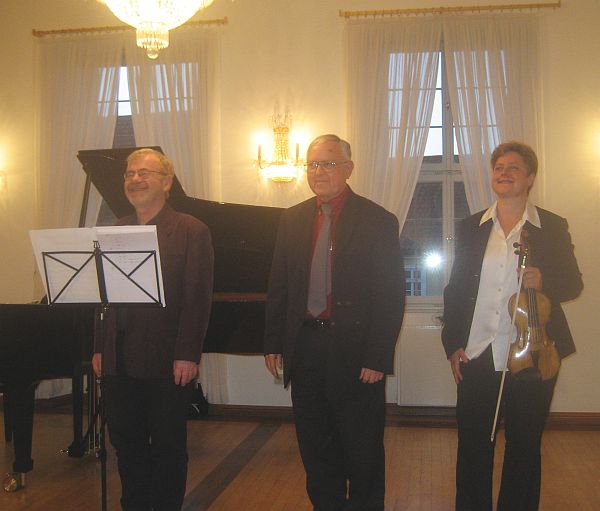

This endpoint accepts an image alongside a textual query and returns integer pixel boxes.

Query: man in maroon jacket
[92,148,213,511]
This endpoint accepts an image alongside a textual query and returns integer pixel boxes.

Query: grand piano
[1,147,283,489]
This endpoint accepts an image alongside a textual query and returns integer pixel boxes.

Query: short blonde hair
[491,141,538,177]
[127,148,175,176]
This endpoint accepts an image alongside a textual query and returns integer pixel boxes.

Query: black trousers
[291,325,386,511]
[103,376,193,511]
[455,346,556,511]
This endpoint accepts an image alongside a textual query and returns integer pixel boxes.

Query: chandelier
[102,0,215,59]
[257,112,304,183]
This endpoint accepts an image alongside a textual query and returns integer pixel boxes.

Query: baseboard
[204,404,600,430]
[6,396,600,431]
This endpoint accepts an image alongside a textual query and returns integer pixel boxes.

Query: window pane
[117,66,131,116]
[430,89,443,127]
[424,127,443,157]
[454,181,470,230]
[401,182,444,296]
[118,67,130,101]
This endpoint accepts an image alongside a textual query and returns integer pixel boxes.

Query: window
[96,66,135,227]
[113,66,135,149]
[391,51,470,298]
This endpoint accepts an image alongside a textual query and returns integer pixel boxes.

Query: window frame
[395,49,468,309]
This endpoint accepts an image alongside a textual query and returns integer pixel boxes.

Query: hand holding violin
[519,266,543,291]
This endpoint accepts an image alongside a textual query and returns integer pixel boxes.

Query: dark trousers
[103,376,193,511]
[291,325,386,511]
[455,346,556,511]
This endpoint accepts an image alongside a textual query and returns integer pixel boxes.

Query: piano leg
[2,381,35,492]
[1,386,13,442]
[65,367,86,458]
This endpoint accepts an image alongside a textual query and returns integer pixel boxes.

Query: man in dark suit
[264,134,405,511]
[442,141,583,511]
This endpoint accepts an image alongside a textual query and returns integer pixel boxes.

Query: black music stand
[30,228,165,511]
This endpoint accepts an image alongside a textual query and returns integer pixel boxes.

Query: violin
[507,230,560,381]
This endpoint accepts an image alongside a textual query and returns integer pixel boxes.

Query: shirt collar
[316,185,350,214]
[139,203,171,226]
[480,200,541,228]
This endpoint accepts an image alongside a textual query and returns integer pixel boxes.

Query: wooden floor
[2,412,600,510]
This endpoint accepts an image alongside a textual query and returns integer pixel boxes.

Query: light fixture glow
[256,111,305,183]
[102,0,214,59]
[424,252,443,269]
[0,147,6,192]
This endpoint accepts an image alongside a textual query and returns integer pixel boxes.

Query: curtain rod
[32,18,228,38]
[339,2,560,19]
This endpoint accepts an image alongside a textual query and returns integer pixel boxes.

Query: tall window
[96,66,135,226]
[391,51,470,298]
[113,66,136,149]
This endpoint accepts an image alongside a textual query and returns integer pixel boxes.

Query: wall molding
[205,404,600,430]
[21,398,600,431]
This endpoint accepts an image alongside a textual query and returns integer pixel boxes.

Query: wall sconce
[256,112,304,182]
[0,148,6,192]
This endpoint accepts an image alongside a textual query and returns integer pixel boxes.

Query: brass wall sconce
[256,112,304,182]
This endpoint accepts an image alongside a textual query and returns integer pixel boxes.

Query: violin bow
[490,237,528,442]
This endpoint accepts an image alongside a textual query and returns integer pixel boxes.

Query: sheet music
[29,226,165,306]
[96,226,165,306]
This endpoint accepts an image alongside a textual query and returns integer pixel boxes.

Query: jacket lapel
[294,198,318,292]
[335,190,359,256]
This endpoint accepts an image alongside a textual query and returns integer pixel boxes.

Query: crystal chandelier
[257,112,304,183]
[103,0,215,59]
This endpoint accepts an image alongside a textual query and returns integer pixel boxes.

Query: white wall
[0,0,598,412]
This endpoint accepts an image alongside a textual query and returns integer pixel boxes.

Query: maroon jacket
[95,205,214,379]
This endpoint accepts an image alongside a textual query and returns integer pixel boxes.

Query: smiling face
[124,153,173,214]
[306,140,354,202]
[491,151,535,200]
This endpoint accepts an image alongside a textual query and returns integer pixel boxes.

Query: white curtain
[35,32,123,398]
[37,33,124,229]
[443,14,543,211]
[125,26,226,399]
[125,25,221,200]
[346,18,442,227]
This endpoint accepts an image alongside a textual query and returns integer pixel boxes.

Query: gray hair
[307,134,352,160]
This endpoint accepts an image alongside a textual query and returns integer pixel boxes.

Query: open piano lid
[77,147,284,353]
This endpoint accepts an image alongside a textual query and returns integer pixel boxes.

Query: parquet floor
[2,412,600,510]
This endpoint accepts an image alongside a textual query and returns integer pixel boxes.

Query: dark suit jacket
[442,206,583,361]
[95,205,214,379]
[264,188,406,390]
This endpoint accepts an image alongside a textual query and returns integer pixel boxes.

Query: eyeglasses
[123,169,168,180]
[305,161,348,173]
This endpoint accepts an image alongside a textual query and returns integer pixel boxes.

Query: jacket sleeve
[173,221,214,362]
[442,218,471,359]
[537,216,583,303]
[263,213,289,355]
[363,211,406,373]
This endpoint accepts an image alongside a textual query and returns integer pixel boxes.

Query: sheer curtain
[346,18,442,227]
[443,14,543,211]
[35,32,123,398]
[37,33,124,229]
[125,27,226,402]
[125,25,221,200]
